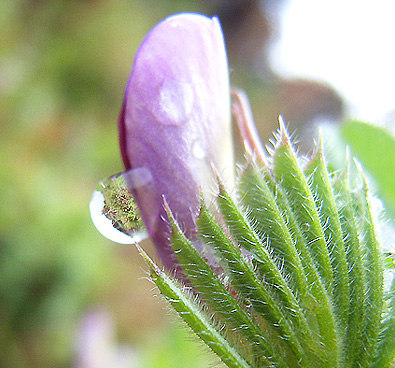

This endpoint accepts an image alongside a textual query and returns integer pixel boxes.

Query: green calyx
[138,125,394,368]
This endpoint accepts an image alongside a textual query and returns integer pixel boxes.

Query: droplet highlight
[192,139,206,159]
[153,79,194,126]
[89,171,148,244]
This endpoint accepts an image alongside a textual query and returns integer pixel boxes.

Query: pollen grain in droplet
[89,171,148,244]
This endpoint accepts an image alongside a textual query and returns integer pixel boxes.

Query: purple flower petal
[119,13,233,269]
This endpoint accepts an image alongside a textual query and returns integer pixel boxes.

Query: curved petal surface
[119,13,233,268]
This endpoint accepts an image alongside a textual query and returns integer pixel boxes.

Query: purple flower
[119,13,233,269]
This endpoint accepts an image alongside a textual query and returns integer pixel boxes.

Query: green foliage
[140,124,395,367]
[342,120,395,216]
[1,2,210,366]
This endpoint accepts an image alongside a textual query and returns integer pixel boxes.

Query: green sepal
[351,166,384,366]
[237,161,309,302]
[197,197,306,364]
[239,158,339,367]
[215,176,323,362]
[305,141,350,333]
[136,244,252,368]
[164,201,277,367]
[373,282,395,368]
[272,124,334,293]
[384,253,395,270]
[332,161,367,367]
[132,120,393,368]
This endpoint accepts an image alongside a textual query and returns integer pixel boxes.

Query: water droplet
[192,139,206,159]
[89,171,148,244]
[153,79,194,126]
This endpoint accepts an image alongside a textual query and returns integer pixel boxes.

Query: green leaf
[341,120,395,215]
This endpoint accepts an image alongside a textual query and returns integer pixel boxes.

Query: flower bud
[118,13,233,268]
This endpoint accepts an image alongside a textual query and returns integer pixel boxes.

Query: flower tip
[161,195,174,221]
[158,13,224,41]
[272,115,294,154]
[344,147,352,174]
[210,15,223,33]
[210,162,227,195]
[209,162,221,183]
[317,129,325,154]
[309,130,325,164]
[278,115,290,143]
[353,158,370,190]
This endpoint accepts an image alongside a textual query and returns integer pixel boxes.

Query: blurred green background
[0,2,221,367]
[2,1,394,367]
